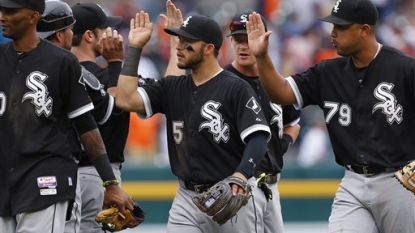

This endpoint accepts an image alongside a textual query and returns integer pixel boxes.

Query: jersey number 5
[173,121,184,144]
[324,101,351,126]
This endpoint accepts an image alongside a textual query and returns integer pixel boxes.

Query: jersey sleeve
[282,105,301,126]
[61,59,94,119]
[137,78,165,118]
[286,63,322,109]
[234,83,271,142]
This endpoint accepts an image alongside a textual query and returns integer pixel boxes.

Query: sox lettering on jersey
[372,82,403,124]
[269,103,283,138]
[22,71,53,117]
[199,100,230,143]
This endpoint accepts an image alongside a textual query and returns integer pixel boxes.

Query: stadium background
[1,0,411,231]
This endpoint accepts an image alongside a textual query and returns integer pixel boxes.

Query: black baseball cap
[227,10,267,37]
[319,0,378,25]
[0,0,45,14]
[71,3,122,35]
[164,15,223,50]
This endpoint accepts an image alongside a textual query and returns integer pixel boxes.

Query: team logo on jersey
[246,97,261,114]
[22,71,53,117]
[372,82,403,124]
[199,101,230,143]
[182,16,192,27]
[333,0,342,13]
[270,103,283,138]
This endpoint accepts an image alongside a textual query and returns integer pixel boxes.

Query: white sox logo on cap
[182,16,192,27]
[333,0,342,13]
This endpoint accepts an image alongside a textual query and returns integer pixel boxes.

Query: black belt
[345,164,401,176]
[184,181,215,193]
[255,172,279,184]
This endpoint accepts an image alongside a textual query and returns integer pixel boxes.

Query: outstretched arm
[116,11,153,113]
[160,0,185,76]
[246,12,296,105]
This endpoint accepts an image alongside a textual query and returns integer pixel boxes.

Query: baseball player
[225,10,301,233]
[69,3,128,233]
[115,11,271,233]
[0,0,134,233]
[36,1,130,232]
[247,0,415,232]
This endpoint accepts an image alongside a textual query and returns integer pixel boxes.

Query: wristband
[282,134,293,147]
[103,179,119,187]
[107,61,122,88]
[120,46,142,77]
[91,154,116,182]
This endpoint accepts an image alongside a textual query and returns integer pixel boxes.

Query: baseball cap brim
[319,14,353,25]
[0,0,24,8]
[38,31,55,40]
[164,28,200,40]
[99,16,123,28]
[227,29,247,37]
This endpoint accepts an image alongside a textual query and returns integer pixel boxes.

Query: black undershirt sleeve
[72,111,97,135]
[236,131,269,179]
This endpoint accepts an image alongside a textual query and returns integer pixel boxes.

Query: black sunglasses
[229,21,246,32]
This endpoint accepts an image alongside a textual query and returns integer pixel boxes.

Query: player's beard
[178,45,205,69]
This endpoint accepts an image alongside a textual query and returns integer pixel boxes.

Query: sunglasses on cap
[229,21,246,32]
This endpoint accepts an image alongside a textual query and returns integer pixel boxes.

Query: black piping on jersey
[286,77,304,109]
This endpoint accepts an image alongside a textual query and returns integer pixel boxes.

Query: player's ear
[359,24,372,37]
[29,10,42,25]
[84,30,95,43]
[204,43,215,56]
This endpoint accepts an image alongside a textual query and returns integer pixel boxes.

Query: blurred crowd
[3,0,413,167]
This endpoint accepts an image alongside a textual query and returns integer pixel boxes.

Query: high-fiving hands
[246,12,273,58]
[160,0,183,30]
[128,11,153,48]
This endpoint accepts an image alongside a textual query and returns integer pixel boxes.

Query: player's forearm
[283,124,301,144]
[115,46,145,112]
[79,129,107,159]
[165,36,185,76]
[236,131,269,178]
[255,55,296,105]
[115,75,145,113]
[79,129,117,182]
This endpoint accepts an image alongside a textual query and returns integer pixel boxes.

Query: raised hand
[160,0,183,30]
[246,12,272,58]
[99,27,124,62]
[128,11,153,48]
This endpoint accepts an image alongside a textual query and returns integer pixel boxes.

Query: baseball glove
[191,176,252,225]
[95,203,146,232]
[395,160,415,194]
